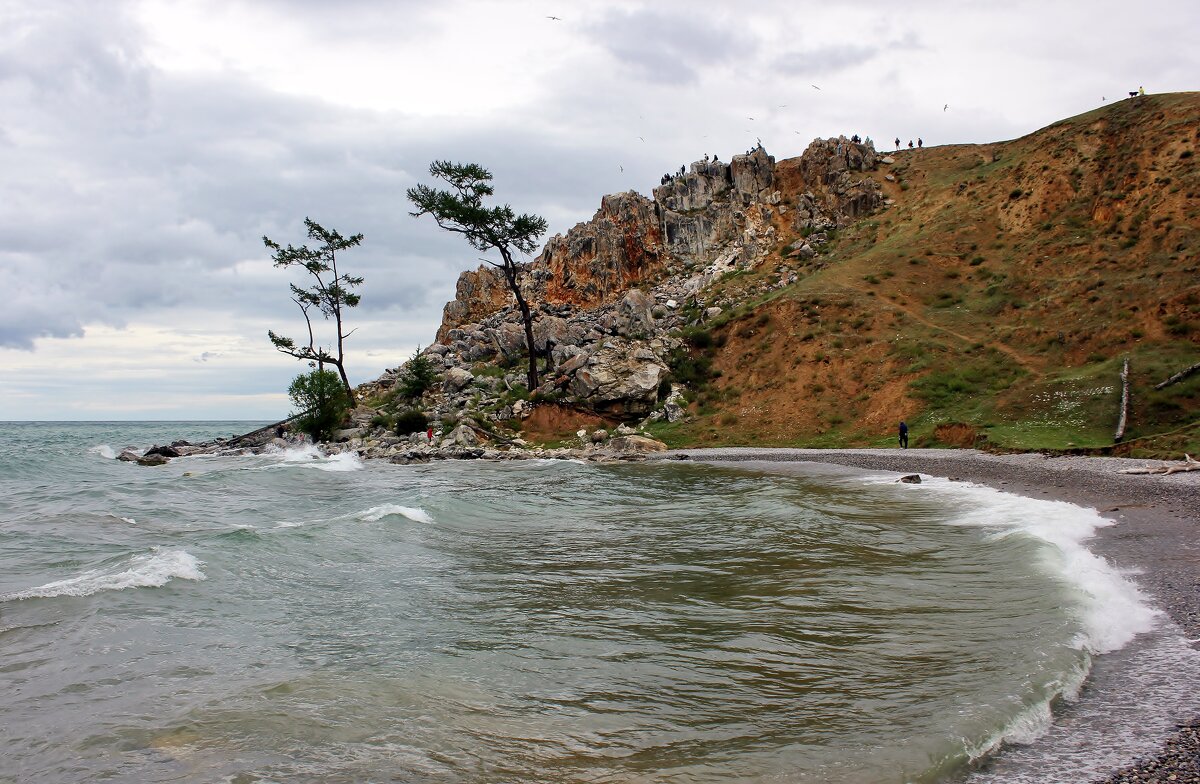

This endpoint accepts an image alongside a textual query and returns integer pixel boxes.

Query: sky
[1,0,1196,421]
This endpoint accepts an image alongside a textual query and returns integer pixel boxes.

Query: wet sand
[653,448,1200,783]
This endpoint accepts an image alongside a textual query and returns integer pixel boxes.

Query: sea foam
[355,504,434,523]
[89,445,118,459]
[1,548,206,601]
[262,444,364,472]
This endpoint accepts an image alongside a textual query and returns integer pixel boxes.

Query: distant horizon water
[2,422,1198,783]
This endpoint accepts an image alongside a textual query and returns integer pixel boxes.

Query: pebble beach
[656,448,1200,783]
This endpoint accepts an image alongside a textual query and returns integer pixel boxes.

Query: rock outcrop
[380,137,883,436]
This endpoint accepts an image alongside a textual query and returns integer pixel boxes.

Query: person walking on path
[898,421,909,449]
[917,137,923,148]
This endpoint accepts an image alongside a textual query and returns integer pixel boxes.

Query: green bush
[288,369,352,442]
[394,408,428,436]
[399,347,438,400]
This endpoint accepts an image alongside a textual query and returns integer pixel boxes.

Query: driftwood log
[1118,454,1200,475]
[1154,361,1200,390]
[1114,358,1131,442]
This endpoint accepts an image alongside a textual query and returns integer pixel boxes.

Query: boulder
[488,322,527,360]
[136,453,171,466]
[605,435,668,453]
[446,424,478,447]
[899,474,922,484]
[617,289,656,337]
[117,448,141,462]
[444,367,475,392]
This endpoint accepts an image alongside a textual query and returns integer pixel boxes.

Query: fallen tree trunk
[1154,361,1200,390]
[1118,454,1200,474]
[1114,358,1130,442]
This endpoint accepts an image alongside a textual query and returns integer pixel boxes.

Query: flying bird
[637,136,644,142]
[811,84,821,90]
[747,116,755,120]
[546,15,561,21]
[944,104,948,112]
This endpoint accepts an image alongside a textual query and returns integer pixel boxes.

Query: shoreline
[654,448,1200,783]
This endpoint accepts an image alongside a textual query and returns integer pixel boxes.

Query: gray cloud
[2,0,1198,418]
[585,7,756,86]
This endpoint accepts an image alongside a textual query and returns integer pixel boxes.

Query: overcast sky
[2,0,1195,421]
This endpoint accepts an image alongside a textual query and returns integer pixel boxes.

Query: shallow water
[0,422,1195,783]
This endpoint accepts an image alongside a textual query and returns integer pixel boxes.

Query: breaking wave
[1,549,206,601]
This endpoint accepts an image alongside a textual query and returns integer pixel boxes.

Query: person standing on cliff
[894,137,900,150]
[898,421,909,449]
[917,138,923,148]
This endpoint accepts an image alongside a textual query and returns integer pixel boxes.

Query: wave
[258,444,365,472]
[894,476,1158,656]
[355,504,434,524]
[0,548,206,601]
[889,476,1164,764]
[89,444,117,459]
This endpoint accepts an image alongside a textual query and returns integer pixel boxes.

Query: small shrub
[399,348,438,400]
[969,256,985,266]
[1009,188,1023,200]
[394,409,428,436]
[288,369,351,442]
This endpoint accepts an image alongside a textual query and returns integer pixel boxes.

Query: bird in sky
[546,15,561,21]
[811,84,821,90]
[619,165,623,172]
[637,136,644,142]
[944,104,948,112]
[747,116,754,120]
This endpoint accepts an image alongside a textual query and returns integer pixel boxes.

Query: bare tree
[264,218,364,399]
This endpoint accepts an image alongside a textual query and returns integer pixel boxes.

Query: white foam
[1,548,206,601]
[260,444,364,472]
[895,476,1159,655]
[356,504,434,524]
[89,444,117,459]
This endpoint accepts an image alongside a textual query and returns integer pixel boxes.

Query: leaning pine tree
[407,162,548,391]
[263,218,364,401]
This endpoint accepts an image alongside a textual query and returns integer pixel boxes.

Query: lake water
[1,422,1197,783]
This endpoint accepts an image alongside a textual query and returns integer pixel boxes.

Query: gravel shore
[654,448,1200,783]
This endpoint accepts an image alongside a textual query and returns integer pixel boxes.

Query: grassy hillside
[650,93,1200,457]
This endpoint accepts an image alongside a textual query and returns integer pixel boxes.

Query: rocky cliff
[363,94,1200,458]
[362,137,884,442]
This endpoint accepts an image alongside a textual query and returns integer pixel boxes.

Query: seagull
[778,104,787,108]
[637,136,644,142]
[747,116,755,120]
[811,84,821,90]
[944,104,948,112]
[619,165,623,172]
[546,15,561,20]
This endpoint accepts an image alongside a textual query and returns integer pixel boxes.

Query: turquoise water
[0,422,1189,782]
